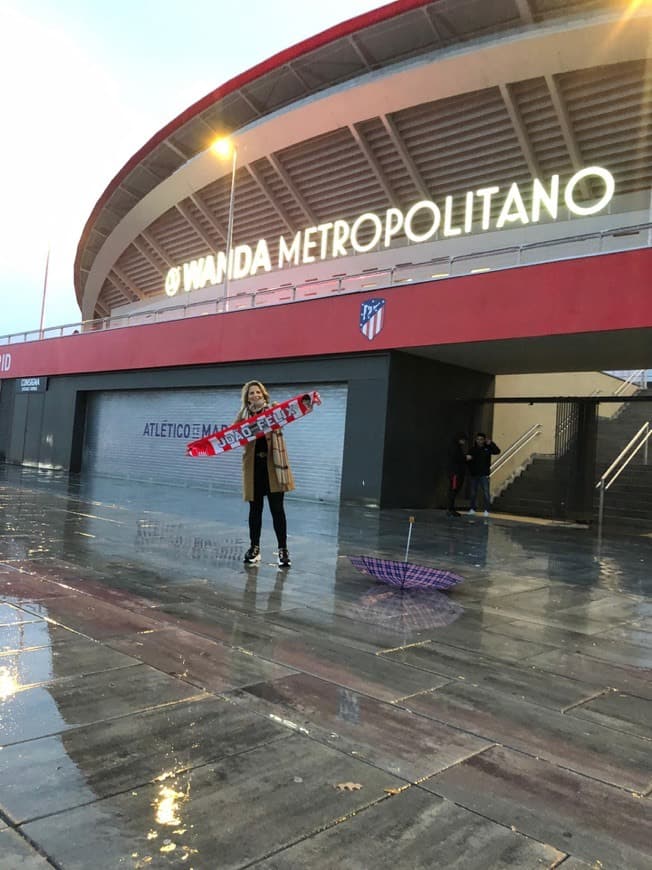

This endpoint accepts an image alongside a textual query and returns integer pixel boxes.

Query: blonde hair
[236,380,271,420]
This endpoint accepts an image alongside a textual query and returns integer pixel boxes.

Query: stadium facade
[0,0,650,513]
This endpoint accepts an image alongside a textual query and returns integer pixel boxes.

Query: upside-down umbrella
[349,515,464,591]
[349,555,463,591]
[353,585,464,633]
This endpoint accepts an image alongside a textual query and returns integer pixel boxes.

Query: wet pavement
[0,465,650,869]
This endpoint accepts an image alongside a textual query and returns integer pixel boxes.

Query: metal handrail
[490,424,542,478]
[590,369,647,398]
[614,369,646,395]
[1,220,650,347]
[595,421,651,535]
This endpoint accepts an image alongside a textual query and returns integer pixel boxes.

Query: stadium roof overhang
[75,0,652,321]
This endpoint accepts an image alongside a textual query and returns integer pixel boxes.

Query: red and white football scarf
[186,391,321,457]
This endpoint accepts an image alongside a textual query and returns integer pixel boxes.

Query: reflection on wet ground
[0,465,651,868]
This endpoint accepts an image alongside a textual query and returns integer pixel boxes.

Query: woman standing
[235,380,294,567]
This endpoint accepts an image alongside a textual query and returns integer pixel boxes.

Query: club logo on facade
[360,298,385,341]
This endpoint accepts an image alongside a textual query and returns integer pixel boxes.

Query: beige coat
[241,434,295,502]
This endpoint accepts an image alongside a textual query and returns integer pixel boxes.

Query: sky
[0,0,382,337]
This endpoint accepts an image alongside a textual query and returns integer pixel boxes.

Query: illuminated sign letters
[164,166,615,296]
[0,353,11,373]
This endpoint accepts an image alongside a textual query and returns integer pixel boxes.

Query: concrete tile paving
[1,467,652,867]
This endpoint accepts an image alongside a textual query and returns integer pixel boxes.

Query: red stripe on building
[5,249,651,380]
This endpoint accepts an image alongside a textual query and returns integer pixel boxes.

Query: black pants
[447,472,465,511]
[249,456,287,548]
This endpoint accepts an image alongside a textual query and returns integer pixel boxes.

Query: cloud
[0,0,383,335]
[0,5,154,332]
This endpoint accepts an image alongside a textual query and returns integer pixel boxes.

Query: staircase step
[598,517,652,530]
[598,481,652,491]
[597,490,652,500]
[494,492,555,505]
[502,484,556,493]
[493,507,555,519]
[598,504,652,517]
[599,502,652,514]
[494,500,556,509]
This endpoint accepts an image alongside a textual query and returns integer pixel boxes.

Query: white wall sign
[164,166,615,297]
[17,376,47,393]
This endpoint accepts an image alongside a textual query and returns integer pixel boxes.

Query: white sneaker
[483,510,490,517]
[277,548,291,568]
[468,509,476,515]
[243,545,261,564]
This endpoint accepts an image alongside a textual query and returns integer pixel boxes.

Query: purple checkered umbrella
[349,555,463,591]
[353,586,464,632]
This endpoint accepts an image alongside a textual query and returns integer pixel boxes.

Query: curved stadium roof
[75,0,652,320]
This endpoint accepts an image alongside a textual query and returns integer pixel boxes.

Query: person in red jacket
[446,432,471,517]
[467,432,500,516]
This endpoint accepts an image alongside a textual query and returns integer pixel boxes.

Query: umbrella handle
[404,516,415,562]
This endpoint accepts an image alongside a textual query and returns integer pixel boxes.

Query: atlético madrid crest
[359,298,386,341]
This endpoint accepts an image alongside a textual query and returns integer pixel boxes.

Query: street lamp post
[39,244,51,339]
[211,138,238,309]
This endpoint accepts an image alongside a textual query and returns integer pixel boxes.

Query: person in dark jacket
[446,432,470,517]
[468,432,500,516]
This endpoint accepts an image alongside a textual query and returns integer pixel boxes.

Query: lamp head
[211,137,234,159]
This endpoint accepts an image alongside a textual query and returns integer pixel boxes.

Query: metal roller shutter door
[82,383,348,503]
